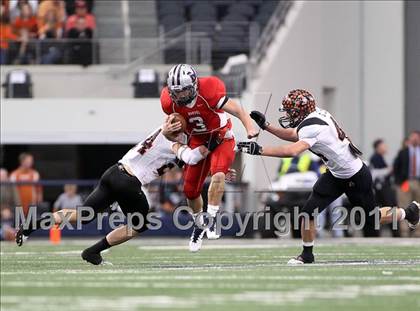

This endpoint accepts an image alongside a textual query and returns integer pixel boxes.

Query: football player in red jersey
[161,64,258,252]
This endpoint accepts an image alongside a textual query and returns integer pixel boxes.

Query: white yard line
[137,244,284,250]
[2,237,419,248]
[2,274,420,282]
[0,250,81,256]
[2,285,420,310]
[1,263,418,276]
[1,295,196,311]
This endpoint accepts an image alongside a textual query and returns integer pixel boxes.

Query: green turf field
[1,239,420,311]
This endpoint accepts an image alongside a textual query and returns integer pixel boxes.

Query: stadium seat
[132,69,159,98]
[227,3,255,18]
[2,69,33,98]
[158,1,185,18]
[190,2,217,17]
[155,0,282,68]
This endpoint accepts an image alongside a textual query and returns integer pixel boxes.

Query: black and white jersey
[119,127,186,185]
[297,108,363,179]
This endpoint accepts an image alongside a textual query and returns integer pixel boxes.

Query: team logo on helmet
[167,64,198,106]
[278,89,316,128]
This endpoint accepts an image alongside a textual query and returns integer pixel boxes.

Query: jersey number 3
[189,116,207,133]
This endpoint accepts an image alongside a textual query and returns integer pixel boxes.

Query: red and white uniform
[161,76,236,199]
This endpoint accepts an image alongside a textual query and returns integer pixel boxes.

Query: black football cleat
[287,253,315,265]
[405,201,420,230]
[81,248,104,265]
[15,224,28,247]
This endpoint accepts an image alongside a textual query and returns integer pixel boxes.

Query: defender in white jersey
[15,116,210,265]
[119,126,201,185]
[238,89,419,264]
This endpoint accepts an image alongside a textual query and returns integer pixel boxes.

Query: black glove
[206,127,229,152]
[206,134,223,152]
[250,111,269,130]
[237,141,262,155]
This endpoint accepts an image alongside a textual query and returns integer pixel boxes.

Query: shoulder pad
[297,117,328,132]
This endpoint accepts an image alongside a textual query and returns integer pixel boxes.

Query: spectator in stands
[370,139,398,236]
[37,0,65,30]
[38,8,62,39]
[0,168,19,241]
[38,9,63,63]
[65,0,95,32]
[13,3,37,36]
[10,153,43,216]
[370,139,396,206]
[65,0,94,16]
[53,184,83,212]
[0,168,20,211]
[8,0,38,21]
[393,131,420,236]
[67,15,93,66]
[1,0,10,16]
[12,3,37,64]
[394,131,420,203]
[0,205,15,241]
[370,139,388,170]
[0,13,18,64]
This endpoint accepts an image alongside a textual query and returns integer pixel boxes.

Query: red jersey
[10,168,41,215]
[161,76,233,145]
[13,17,38,37]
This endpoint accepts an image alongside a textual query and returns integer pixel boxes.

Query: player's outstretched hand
[250,111,269,130]
[237,141,262,155]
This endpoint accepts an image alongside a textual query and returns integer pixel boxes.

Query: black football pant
[81,164,149,232]
[301,164,380,236]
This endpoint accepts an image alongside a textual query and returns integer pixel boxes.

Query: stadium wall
[404,1,420,134]
[0,65,212,98]
[244,0,404,192]
[1,98,248,144]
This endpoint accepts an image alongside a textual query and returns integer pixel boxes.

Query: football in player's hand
[170,113,187,134]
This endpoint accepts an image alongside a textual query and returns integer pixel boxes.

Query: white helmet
[167,64,198,106]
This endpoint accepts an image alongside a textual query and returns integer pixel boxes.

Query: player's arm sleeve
[209,77,229,109]
[297,125,322,147]
[160,88,173,115]
[181,147,205,165]
[173,144,205,165]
